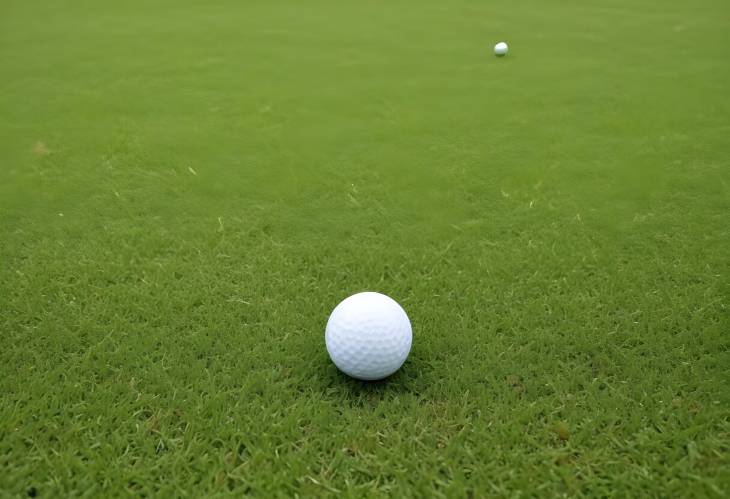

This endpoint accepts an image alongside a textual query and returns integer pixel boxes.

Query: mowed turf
[1,0,729,496]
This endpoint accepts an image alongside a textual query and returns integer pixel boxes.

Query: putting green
[1,0,728,496]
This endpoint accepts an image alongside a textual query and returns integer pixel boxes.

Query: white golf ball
[325,292,412,381]
[494,41,509,57]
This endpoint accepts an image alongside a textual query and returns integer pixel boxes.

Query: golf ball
[325,292,412,381]
[494,41,509,57]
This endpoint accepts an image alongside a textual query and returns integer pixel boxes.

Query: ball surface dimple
[325,292,412,381]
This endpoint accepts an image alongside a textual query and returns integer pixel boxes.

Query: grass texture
[1,0,729,496]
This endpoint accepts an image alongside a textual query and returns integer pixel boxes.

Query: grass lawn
[1,0,729,496]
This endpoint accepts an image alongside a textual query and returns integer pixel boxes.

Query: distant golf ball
[494,41,509,56]
[325,292,412,381]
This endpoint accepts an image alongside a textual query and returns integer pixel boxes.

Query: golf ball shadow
[317,349,431,406]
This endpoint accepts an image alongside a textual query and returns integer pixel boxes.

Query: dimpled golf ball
[325,292,412,381]
[494,41,509,56]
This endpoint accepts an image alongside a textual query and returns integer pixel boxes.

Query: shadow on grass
[313,351,432,406]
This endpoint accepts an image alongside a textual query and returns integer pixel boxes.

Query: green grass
[1,0,729,496]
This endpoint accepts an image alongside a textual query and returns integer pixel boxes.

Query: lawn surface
[1,0,729,496]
